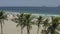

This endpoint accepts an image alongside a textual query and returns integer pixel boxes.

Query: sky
[0,0,60,7]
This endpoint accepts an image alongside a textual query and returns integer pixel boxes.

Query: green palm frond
[16,23,20,27]
[0,10,7,24]
[41,30,48,34]
[38,16,42,20]
[51,17,60,30]
[12,13,27,30]
[52,17,60,24]
[23,14,34,31]
[12,18,19,23]
[51,30,59,34]
[22,24,26,29]
[43,19,50,27]
[47,17,60,34]
[36,16,43,26]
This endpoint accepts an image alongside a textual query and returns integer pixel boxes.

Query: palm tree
[12,13,26,34]
[47,17,60,34]
[0,10,7,34]
[36,16,43,34]
[12,13,34,34]
[41,18,50,34]
[24,14,34,34]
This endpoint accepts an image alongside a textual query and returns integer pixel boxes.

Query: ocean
[0,7,60,15]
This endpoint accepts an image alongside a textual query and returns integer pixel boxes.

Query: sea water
[0,7,60,16]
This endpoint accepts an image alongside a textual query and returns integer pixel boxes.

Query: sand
[0,12,60,34]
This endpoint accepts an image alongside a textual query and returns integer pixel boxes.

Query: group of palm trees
[0,10,60,34]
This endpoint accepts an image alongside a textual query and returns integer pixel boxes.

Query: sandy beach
[0,12,60,34]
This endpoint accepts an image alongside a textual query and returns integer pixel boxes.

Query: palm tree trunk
[1,22,3,34]
[21,26,23,34]
[37,26,39,34]
[27,26,30,34]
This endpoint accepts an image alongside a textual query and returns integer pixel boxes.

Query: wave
[32,14,60,17]
[5,11,60,17]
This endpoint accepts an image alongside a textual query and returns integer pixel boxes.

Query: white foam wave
[22,13,60,17]
[5,11,60,17]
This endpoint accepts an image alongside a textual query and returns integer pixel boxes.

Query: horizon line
[0,6,60,7]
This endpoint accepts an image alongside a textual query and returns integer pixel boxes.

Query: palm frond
[16,23,20,27]
[0,10,7,24]
[41,30,48,34]
[43,19,50,27]
[36,16,43,26]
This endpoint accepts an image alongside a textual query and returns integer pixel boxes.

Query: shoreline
[5,11,60,17]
